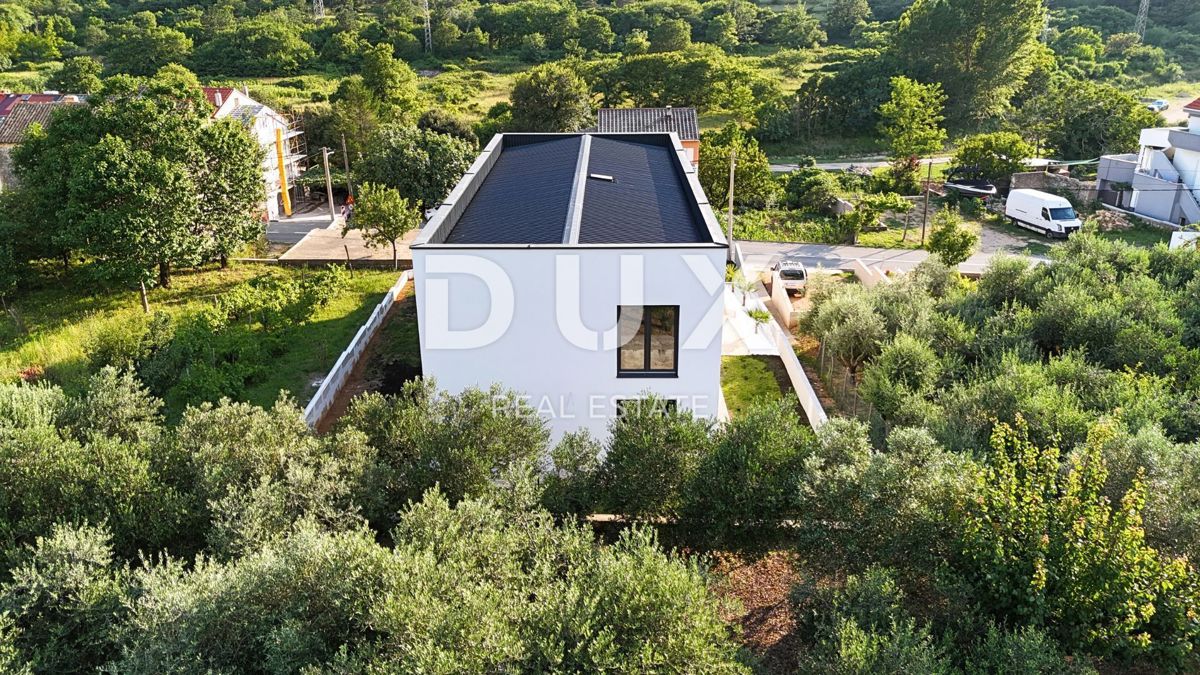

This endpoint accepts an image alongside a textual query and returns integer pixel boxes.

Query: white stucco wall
[1174,147,1200,192]
[412,245,726,440]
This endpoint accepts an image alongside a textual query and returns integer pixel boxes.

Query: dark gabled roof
[0,101,75,144]
[1185,96,1200,115]
[578,135,707,244]
[596,108,700,141]
[446,135,582,244]
[421,133,721,247]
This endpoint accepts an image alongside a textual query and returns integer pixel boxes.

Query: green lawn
[0,263,401,409]
[1093,223,1172,248]
[721,355,794,418]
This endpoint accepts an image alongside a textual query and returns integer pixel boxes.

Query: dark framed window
[617,305,679,377]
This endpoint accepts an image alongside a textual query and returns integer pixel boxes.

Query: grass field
[721,355,794,418]
[0,263,401,410]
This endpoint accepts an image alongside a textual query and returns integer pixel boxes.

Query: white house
[1097,96,1200,227]
[411,132,728,439]
[203,87,305,221]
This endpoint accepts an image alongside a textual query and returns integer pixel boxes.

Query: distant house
[203,86,305,221]
[0,94,84,191]
[412,132,727,439]
[597,107,700,166]
[1096,96,1200,227]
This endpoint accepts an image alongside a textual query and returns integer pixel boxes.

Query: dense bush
[594,396,713,518]
[338,378,549,528]
[115,493,747,673]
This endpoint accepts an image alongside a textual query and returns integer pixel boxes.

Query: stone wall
[1010,171,1099,204]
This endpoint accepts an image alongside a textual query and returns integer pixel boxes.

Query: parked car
[1004,189,1083,238]
[1146,99,1170,112]
[771,258,808,295]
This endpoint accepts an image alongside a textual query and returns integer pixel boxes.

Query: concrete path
[278,228,417,268]
[738,240,1046,277]
[267,200,339,244]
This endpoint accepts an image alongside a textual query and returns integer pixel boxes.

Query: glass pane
[618,307,646,371]
[648,307,677,371]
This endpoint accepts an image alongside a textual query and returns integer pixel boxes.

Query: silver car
[771,258,808,295]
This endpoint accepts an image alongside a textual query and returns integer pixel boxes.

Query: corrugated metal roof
[578,136,706,244]
[596,108,699,140]
[446,135,582,244]
[434,133,715,246]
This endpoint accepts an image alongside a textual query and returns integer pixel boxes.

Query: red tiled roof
[203,86,234,110]
[0,93,67,117]
[1185,97,1200,114]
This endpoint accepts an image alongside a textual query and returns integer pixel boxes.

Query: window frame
[616,305,680,378]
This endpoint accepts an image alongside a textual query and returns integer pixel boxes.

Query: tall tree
[824,0,870,39]
[650,18,693,52]
[360,43,421,117]
[47,55,101,93]
[891,0,1045,123]
[195,118,266,266]
[508,62,592,132]
[354,126,475,211]
[878,76,946,192]
[1044,79,1160,160]
[698,124,779,209]
[345,182,420,270]
[11,67,262,299]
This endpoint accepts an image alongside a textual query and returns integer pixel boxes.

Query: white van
[1005,189,1083,238]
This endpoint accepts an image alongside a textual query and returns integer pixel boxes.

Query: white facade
[413,246,725,439]
[1098,104,1200,226]
[411,132,727,439]
[207,87,304,221]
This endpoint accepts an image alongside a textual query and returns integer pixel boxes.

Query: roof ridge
[562,134,592,244]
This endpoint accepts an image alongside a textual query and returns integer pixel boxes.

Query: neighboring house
[203,86,305,220]
[411,132,727,439]
[1097,96,1200,227]
[0,94,84,191]
[597,107,701,166]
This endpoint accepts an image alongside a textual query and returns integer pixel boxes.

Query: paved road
[771,156,953,173]
[738,240,1047,277]
[266,201,338,244]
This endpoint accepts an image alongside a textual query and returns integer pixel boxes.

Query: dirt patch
[315,284,420,433]
[712,551,802,673]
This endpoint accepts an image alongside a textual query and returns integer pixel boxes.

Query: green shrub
[595,395,713,518]
[0,524,127,674]
[540,430,602,517]
[338,379,549,529]
[114,492,749,673]
[682,400,815,542]
[965,624,1097,675]
[793,567,953,674]
[957,419,1200,663]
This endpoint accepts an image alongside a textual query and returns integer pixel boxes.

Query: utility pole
[726,146,737,263]
[321,147,337,223]
[920,159,933,247]
[340,133,354,198]
[1135,0,1150,39]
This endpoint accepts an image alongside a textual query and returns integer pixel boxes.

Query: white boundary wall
[303,271,410,427]
[743,290,828,428]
